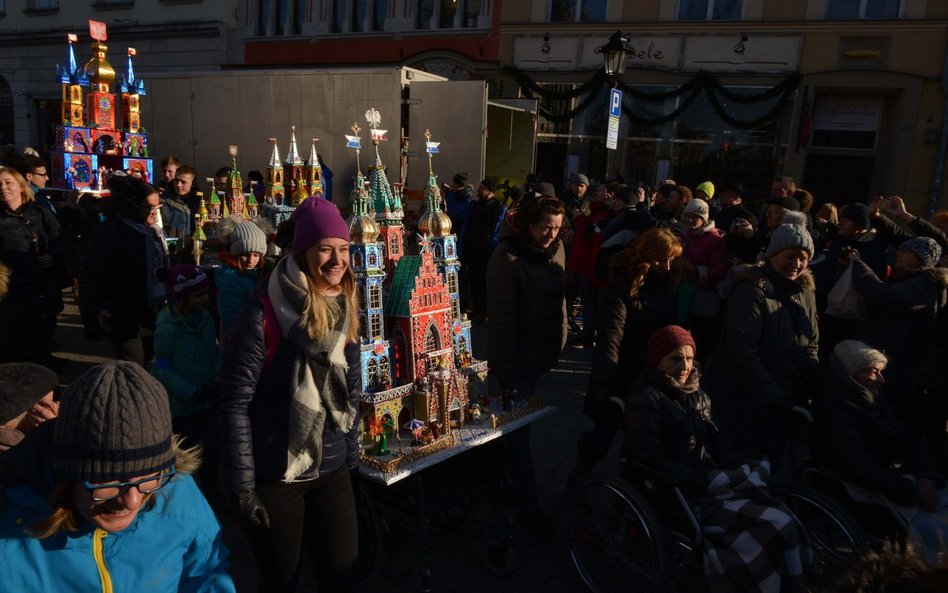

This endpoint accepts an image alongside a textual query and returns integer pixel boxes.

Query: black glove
[235,489,270,529]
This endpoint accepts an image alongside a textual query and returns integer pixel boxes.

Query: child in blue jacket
[215,218,268,339]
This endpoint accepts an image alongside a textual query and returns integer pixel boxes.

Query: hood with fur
[729,262,816,293]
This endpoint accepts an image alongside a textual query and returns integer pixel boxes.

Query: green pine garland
[504,65,800,129]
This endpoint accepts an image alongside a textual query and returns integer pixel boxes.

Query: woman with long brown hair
[219,197,362,592]
[570,227,687,485]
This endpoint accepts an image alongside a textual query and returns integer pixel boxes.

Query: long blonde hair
[609,227,684,297]
[30,437,200,539]
[293,253,360,343]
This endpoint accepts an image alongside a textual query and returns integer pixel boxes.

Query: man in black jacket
[461,177,505,323]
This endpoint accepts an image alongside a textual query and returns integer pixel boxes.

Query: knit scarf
[267,256,355,482]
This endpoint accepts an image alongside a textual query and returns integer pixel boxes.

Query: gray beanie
[230,220,268,255]
[766,223,814,258]
[899,237,941,268]
[833,340,887,377]
[51,361,174,482]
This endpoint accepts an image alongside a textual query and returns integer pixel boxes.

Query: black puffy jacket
[623,367,741,489]
[0,202,64,324]
[218,292,362,492]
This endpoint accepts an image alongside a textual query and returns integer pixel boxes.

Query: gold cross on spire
[351,122,361,136]
[425,129,434,176]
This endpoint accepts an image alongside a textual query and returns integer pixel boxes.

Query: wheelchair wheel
[772,482,867,583]
[568,475,670,593]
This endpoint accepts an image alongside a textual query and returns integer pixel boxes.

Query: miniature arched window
[353,252,364,269]
[370,313,383,340]
[424,324,440,353]
[458,335,468,353]
[367,359,379,387]
[390,234,400,256]
[447,243,454,257]
[368,251,378,267]
[369,284,382,309]
[434,244,443,259]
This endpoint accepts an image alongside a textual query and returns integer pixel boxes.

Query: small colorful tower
[57,34,88,126]
[290,168,309,207]
[284,125,304,192]
[306,138,325,199]
[118,48,145,133]
[364,108,405,284]
[83,20,117,130]
[264,138,285,205]
[227,145,245,219]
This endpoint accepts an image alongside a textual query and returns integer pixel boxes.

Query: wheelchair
[567,458,867,593]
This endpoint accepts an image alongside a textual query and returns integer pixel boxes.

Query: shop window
[810,96,880,150]
[373,0,388,31]
[352,0,368,32]
[463,0,481,27]
[677,0,743,20]
[417,0,434,28]
[30,0,58,8]
[551,0,607,22]
[827,0,901,19]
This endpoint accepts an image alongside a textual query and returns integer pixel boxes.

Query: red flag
[89,20,107,42]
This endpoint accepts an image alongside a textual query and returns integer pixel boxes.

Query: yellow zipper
[92,528,114,593]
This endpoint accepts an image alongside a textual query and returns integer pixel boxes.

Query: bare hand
[916,478,939,512]
[731,218,754,239]
[868,195,887,216]
[17,397,59,433]
[838,246,859,265]
[634,186,646,204]
[97,310,113,333]
[884,196,912,222]
[35,254,53,268]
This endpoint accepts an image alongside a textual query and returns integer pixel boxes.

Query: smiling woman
[0,361,235,592]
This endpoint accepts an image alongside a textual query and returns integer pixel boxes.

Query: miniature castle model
[348,113,487,463]
[51,21,152,189]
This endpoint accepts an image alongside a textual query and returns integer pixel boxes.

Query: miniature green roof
[384,256,422,317]
[247,194,258,206]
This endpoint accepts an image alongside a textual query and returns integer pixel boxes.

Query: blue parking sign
[609,88,623,118]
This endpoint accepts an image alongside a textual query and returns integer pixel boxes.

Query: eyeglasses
[140,204,160,213]
[30,171,49,179]
[82,466,176,502]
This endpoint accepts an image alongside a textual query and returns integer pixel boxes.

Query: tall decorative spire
[345,122,362,174]
[83,21,115,93]
[418,129,451,238]
[57,34,89,86]
[119,47,146,95]
[285,125,303,166]
[306,137,324,198]
[364,108,397,217]
[268,137,281,168]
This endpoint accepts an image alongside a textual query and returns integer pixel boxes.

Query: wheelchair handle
[792,406,814,424]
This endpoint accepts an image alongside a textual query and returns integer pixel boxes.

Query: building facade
[499,0,948,211]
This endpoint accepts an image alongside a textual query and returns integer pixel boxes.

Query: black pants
[466,254,489,321]
[246,466,359,593]
[109,328,154,367]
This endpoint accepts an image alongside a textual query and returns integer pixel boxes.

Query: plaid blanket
[695,461,807,593]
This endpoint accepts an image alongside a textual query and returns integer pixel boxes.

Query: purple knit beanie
[292,198,351,256]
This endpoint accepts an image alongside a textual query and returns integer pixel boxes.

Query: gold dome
[418,210,452,238]
[83,41,115,92]
[349,214,380,243]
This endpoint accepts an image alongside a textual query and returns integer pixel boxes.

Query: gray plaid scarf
[267,256,356,482]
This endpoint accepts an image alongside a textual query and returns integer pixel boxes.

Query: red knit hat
[646,325,696,367]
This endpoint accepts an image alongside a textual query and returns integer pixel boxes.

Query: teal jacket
[0,474,235,592]
[152,305,221,417]
[215,265,259,334]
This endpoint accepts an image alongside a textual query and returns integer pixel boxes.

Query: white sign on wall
[682,36,801,73]
[513,36,581,71]
[812,97,881,133]
[579,36,682,70]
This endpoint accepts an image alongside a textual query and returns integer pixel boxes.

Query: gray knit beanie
[51,361,174,482]
[833,340,887,377]
[229,220,268,255]
[899,237,941,268]
[766,223,814,258]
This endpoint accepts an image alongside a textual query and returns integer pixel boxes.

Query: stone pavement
[50,294,614,593]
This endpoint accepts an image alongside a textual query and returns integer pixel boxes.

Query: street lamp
[596,31,632,181]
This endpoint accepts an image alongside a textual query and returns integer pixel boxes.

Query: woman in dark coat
[842,236,948,454]
[570,227,685,485]
[79,174,169,365]
[219,197,362,592]
[706,222,820,475]
[815,340,947,564]
[487,193,567,536]
[626,326,805,593]
[0,167,64,363]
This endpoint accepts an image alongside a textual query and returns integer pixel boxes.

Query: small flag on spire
[128,48,137,56]
[89,20,108,42]
[370,129,388,142]
[426,141,440,154]
[67,34,78,43]
[345,135,361,150]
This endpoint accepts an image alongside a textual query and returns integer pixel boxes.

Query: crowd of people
[1,142,948,592]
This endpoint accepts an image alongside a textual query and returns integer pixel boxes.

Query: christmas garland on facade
[503,65,800,129]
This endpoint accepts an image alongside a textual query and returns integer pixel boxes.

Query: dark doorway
[803,154,875,207]
[536,142,568,190]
